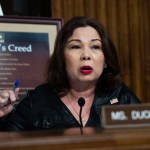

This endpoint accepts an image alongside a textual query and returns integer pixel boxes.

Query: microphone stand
[78,97,85,134]
[79,104,83,128]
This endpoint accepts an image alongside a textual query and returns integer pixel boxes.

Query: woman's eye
[91,45,101,50]
[70,45,81,49]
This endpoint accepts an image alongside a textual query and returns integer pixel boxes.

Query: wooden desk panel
[0,127,150,150]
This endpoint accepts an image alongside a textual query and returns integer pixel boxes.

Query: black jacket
[0,83,141,131]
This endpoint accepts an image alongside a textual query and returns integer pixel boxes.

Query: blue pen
[3,80,20,106]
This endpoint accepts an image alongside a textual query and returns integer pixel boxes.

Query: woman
[0,16,140,131]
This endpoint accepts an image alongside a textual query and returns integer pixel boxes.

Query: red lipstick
[80,66,93,75]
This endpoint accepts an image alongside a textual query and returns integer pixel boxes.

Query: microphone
[78,97,85,128]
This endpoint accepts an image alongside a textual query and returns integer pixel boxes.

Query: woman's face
[64,26,105,87]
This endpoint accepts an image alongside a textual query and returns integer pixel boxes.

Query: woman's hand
[0,88,19,117]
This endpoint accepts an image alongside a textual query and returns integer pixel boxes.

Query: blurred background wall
[0,0,149,103]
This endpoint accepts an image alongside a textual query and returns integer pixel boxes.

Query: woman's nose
[80,51,91,61]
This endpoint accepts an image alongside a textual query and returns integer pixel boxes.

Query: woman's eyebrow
[91,39,102,42]
[67,39,102,44]
[67,39,81,44]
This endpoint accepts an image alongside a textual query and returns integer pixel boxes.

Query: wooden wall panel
[51,0,63,18]
[128,0,145,100]
[63,0,74,21]
[95,0,107,27]
[106,0,119,49]
[140,0,150,102]
[73,0,84,16]
[51,0,150,103]
[84,0,96,17]
[117,0,131,86]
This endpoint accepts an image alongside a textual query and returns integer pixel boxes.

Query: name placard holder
[101,104,150,128]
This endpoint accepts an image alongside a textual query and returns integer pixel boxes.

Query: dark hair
[46,16,121,96]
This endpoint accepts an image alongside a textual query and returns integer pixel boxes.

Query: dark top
[0,83,141,131]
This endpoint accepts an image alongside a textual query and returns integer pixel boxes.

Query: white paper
[0,3,4,16]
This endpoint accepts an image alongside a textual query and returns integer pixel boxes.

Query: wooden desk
[0,127,150,150]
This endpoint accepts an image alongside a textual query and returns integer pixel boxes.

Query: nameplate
[101,104,150,128]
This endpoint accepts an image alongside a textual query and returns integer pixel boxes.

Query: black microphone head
[78,97,85,107]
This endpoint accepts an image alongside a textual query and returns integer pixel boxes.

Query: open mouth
[80,66,93,74]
